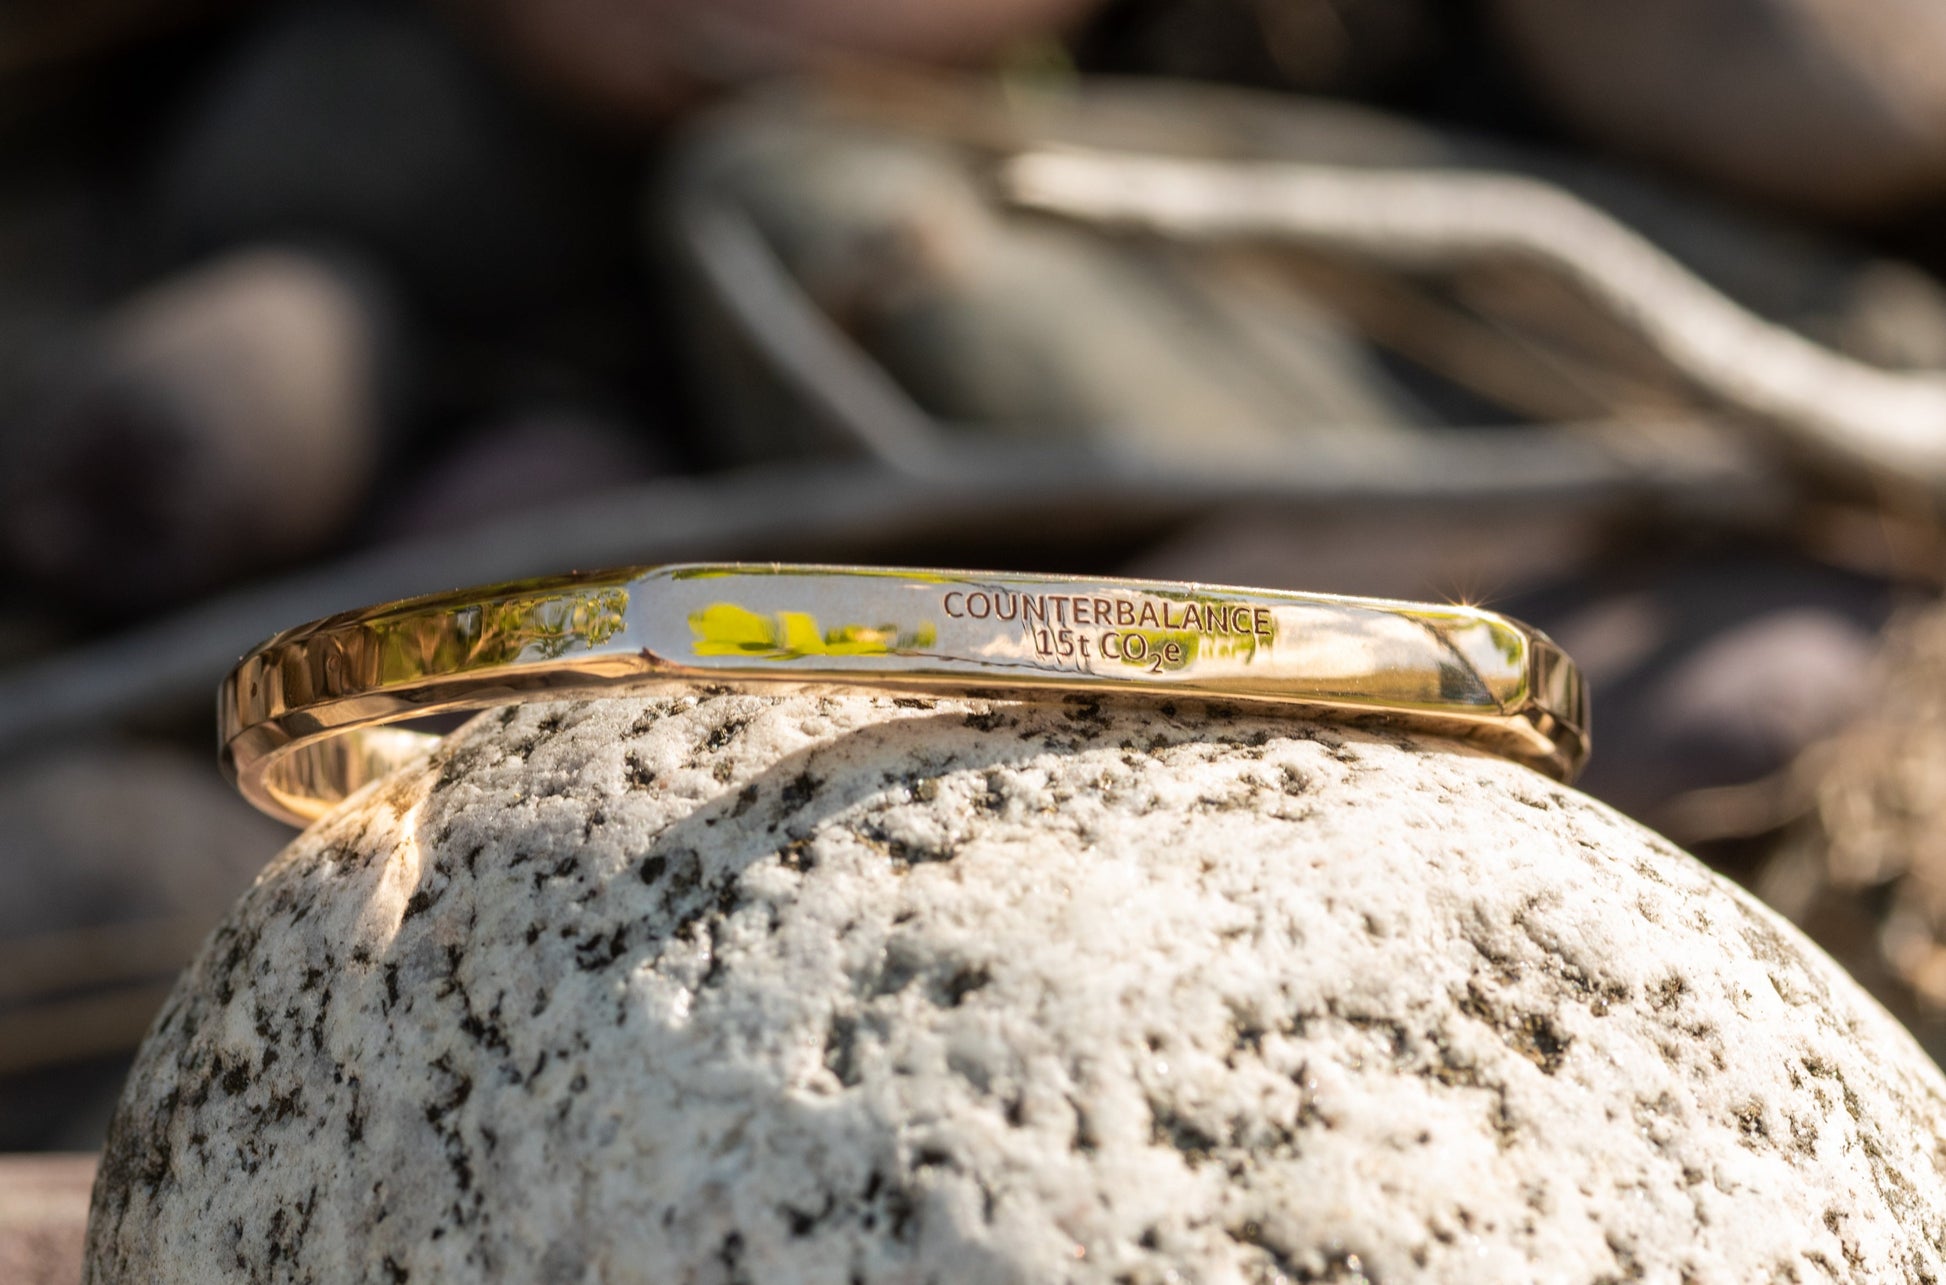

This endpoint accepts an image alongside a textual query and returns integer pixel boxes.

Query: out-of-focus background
[9,0,1946,1272]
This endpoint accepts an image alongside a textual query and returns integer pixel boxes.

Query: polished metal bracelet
[220,563,1589,826]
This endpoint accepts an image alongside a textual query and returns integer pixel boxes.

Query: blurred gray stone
[674,105,1432,465]
[2,245,391,609]
[89,693,1946,1281]
[671,82,1946,476]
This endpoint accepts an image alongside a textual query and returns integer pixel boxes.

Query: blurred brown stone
[1491,0,1946,218]
[0,1154,92,1285]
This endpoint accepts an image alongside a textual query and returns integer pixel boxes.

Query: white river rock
[87,693,1946,1282]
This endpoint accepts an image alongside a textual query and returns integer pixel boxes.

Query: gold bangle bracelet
[220,563,1590,827]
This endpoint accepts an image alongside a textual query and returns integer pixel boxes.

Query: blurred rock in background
[3,0,1946,1171]
[669,98,1429,466]
[141,0,683,487]
[1,245,394,611]
[670,75,1946,479]
[1490,0,1946,220]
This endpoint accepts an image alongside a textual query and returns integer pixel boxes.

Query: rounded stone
[87,693,1946,1281]
[1490,0,1946,218]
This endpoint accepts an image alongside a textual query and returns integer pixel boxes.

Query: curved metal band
[221,563,1590,827]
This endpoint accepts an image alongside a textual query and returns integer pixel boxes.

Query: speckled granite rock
[87,693,1946,1282]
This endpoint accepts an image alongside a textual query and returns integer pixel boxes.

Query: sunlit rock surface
[87,693,1946,1282]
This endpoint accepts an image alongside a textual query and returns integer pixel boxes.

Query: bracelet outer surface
[221,563,1590,827]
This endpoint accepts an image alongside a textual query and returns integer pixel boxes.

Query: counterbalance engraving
[944,589,1278,673]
